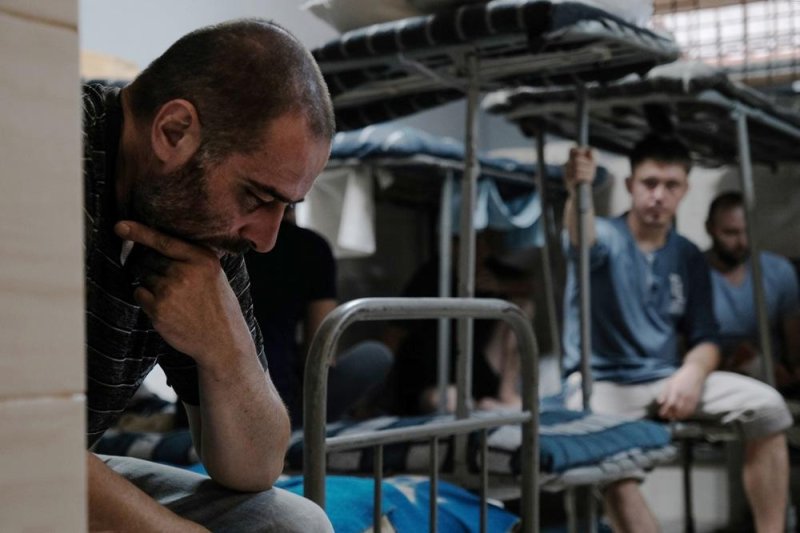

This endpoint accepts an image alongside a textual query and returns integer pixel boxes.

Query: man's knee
[741,382,793,440]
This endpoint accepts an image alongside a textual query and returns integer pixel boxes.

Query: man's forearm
[88,452,206,532]
[682,341,721,378]
[564,191,596,249]
[190,344,290,492]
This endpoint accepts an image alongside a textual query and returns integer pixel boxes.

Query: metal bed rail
[302,297,540,533]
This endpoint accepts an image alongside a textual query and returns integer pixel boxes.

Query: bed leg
[480,429,488,533]
[682,439,695,533]
[374,444,384,533]
[430,437,439,533]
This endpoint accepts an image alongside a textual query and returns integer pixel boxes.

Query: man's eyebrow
[245,179,303,205]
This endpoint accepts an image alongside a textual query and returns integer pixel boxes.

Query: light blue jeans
[102,455,333,533]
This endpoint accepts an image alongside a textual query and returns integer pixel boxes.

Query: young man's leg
[568,378,665,532]
[101,455,334,533]
[696,371,792,533]
[604,478,660,533]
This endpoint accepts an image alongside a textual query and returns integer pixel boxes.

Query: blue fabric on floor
[278,475,519,533]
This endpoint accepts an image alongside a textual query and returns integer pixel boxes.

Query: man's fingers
[133,286,156,316]
[115,221,194,261]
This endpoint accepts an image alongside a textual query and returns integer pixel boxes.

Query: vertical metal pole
[455,53,480,480]
[682,440,696,533]
[480,429,489,533]
[734,111,776,387]
[438,172,455,413]
[576,84,597,533]
[519,301,540,533]
[566,489,578,533]
[575,84,593,411]
[374,444,384,533]
[430,438,439,533]
[536,130,564,363]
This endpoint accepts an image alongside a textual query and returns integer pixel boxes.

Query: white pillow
[301,0,422,33]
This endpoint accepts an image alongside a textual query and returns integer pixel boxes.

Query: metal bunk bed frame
[301,3,681,531]
[487,67,800,532]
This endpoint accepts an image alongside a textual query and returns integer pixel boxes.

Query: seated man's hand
[657,363,706,420]
[564,147,595,194]
[115,220,254,370]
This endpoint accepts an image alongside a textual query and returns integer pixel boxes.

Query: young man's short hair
[629,134,693,175]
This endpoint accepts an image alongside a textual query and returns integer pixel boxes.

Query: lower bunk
[97,407,676,532]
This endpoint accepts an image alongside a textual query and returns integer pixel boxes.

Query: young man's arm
[657,342,720,420]
[88,452,208,532]
[563,147,597,248]
[659,247,721,420]
[116,221,290,491]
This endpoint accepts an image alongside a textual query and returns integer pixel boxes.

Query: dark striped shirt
[83,83,267,447]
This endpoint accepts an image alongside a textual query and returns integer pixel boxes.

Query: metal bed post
[455,53,480,479]
[438,171,455,413]
[302,297,540,533]
[575,83,593,412]
[429,437,439,532]
[535,129,564,365]
[374,444,384,532]
[733,110,776,387]
[574,83,597,533]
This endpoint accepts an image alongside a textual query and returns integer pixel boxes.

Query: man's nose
[240,206,286,253]
[737,232,749,249]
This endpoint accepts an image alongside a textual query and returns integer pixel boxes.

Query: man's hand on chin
[115,220,255,370]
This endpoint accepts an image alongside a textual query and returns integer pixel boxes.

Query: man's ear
[150,99,201,173]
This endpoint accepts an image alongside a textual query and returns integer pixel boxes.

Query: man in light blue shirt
[705,191,800,391]
[563,136,791,533]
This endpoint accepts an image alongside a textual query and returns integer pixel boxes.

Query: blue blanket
[278,475,519,533]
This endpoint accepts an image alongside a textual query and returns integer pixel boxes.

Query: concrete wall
[0,0,85,530]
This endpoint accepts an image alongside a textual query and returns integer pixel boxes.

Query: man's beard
[128,151,251,255]
[714,243,750,269]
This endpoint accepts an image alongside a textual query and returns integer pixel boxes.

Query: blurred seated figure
[705,191,800,393]
[384,231,534,415]
[245,208,393,426]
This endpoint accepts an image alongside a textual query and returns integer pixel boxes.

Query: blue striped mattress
[484,61,800,167]
[312,0,680,130]
[285,408,675,491]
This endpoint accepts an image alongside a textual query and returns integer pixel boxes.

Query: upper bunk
[295,125,608,256]
[311,0,681,130]
[322,124,605,205]
[483,62,800,167]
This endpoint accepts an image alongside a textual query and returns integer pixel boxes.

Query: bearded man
[83,19,334,532]
[705,191,800,391]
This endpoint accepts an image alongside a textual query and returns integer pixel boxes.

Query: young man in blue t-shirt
[563,135,792,532]
[705,191,800,392]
